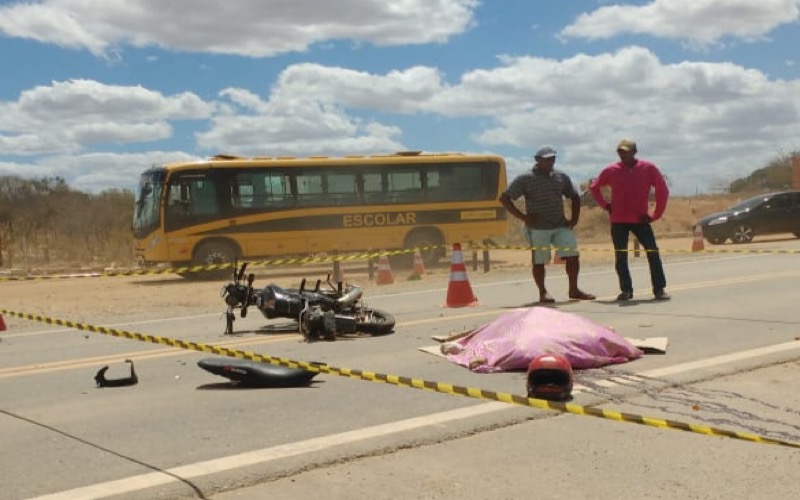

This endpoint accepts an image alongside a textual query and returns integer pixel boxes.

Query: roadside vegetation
[0,176,133,269]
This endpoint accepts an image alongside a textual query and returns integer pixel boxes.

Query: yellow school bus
[132,151,507,269]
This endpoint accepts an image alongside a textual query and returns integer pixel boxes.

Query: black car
[699,191,800,244]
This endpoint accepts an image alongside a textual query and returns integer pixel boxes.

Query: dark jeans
[610,222,667,293]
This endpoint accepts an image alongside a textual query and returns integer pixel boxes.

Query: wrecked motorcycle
[221,262,395,340]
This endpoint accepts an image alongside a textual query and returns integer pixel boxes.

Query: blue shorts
[521,226,579,265]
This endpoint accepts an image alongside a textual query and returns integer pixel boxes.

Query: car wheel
[707,237,726,245]
[730,225,754,244]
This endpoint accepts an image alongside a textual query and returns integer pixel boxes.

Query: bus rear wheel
[404,229,445,266]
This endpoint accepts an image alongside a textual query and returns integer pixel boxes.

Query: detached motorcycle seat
[198,358,319,387]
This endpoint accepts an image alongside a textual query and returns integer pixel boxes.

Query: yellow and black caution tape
[0,245,445,282]
[2,308,799,450]
[2,242,798,282]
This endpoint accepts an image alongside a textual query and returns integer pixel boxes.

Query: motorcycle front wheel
[356,308,395,335]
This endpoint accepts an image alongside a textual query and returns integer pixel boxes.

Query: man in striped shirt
[500,146,595,304]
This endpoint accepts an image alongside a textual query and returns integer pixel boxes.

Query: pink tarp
[445,307,642,373]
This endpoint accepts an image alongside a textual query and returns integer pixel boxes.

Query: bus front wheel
[183,241,238,280]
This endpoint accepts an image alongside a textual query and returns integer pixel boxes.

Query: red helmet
[527,353,573,401]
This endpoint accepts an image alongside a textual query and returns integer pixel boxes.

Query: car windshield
[728,195,769,212]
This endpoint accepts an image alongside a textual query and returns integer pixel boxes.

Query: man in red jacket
[590,139,670,301]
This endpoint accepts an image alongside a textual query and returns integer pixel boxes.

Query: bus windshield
[132,169,165,239]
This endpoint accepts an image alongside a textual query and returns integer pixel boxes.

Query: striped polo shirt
[503,167,578,229]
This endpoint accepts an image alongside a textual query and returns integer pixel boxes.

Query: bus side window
[458,166,480,199]
[362,172,384,203]
[480,163,500,200]
[165,182,188,222]
[386,170,422,203]
[263,172,294,208]
[230,177,256,209]
[164,175,219,230]
[190,180,219,215]
[296,172,327,206]
[326,172,359,206]
[426,169,455,201]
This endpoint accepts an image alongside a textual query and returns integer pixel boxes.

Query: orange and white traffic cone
[409,249,426,279]
[443,243,478,307]
[375,253,394,285]
[691,224,704,252]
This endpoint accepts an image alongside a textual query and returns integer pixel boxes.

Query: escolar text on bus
[342,212,417,227]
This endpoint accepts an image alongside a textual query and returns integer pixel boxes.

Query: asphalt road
[2,241,800,500]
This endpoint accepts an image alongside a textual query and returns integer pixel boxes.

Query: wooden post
[332,250,341,282]
[793,155,800,189]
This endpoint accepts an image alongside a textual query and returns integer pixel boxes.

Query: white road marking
[30,339,800,500]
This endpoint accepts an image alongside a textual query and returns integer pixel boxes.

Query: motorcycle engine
[303,305,336,341]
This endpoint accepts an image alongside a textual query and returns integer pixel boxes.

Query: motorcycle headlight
[222,284,249,306]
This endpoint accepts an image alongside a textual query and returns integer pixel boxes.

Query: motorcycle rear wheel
[356,308,395,335]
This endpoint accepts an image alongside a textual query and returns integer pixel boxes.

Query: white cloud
[424,47,800,193]
[561,0,800,47]
[271,64,446,113]
[0,151,200,192]
[0,0,478,57]
[197,89,405,156]
[0,80,213,155]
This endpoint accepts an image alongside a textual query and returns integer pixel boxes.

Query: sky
[0,0,799,196]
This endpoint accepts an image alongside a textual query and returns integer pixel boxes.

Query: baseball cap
[616,139,637,152]
[534,146,557,159]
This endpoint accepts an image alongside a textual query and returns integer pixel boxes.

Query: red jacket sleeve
[589,173,608,209]
[650,166,669,221]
